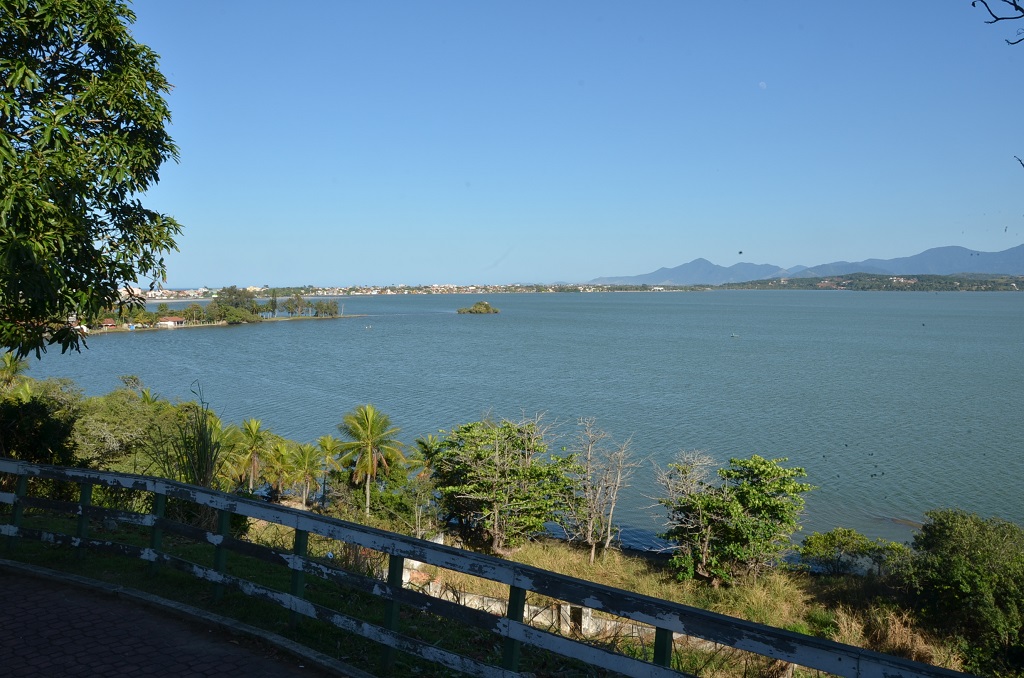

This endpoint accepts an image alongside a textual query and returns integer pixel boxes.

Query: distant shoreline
[144,273,1024,304]
[93,313,365,335]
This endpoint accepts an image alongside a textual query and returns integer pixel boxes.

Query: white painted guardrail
[0,459,967,677]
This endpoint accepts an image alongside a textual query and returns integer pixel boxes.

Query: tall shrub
[152,395,227,530]
[659,453,812,586]
[895,509,1024,674]
[428,417,574,554]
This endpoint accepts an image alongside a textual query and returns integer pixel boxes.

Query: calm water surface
[29,291,1024,548]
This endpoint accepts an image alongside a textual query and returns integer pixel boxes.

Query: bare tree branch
[973,0,1024,43]
[561,418,642,564]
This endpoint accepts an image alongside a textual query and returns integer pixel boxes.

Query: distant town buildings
[143,282,624,300]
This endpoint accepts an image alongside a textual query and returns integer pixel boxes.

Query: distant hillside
[590,244,1024,286]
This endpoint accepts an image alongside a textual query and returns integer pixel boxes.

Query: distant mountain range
[589,244,1024,286]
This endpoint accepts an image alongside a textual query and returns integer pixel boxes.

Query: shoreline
[92,313,365,335]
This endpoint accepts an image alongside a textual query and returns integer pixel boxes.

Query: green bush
[0,379,82,498]
[895,509,1024,674]
[796,527,910,579]
[659,454,813,586]
[427,418,573,553]
[799,527,874,575]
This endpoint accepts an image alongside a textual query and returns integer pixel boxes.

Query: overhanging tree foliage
[0,0,181,356]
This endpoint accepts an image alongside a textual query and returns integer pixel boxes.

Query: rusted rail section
[0,460,965,677]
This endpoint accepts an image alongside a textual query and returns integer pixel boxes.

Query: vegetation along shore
[89,273,1021,336]
[2,4,1018,675]
[1,354,1021,676]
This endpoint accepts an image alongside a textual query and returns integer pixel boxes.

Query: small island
[457,300,499,314]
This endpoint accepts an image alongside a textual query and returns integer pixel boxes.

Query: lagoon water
[27,291,1024,548]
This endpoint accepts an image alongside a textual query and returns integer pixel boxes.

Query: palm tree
[1,352,28,392]
[263,440,294,501]
[291,293,305,317]
[289,443,321,508]
[414,434,440,470]
[239,418,270,493]
[219,444,249,492]
[316,435,344,503]
[183,303,204,324]
[8,379,34,403]
[338,404,405,518]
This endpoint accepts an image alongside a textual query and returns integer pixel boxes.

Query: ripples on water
[29,291,1024,548]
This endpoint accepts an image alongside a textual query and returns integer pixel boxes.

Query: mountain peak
[589,245,1024,286]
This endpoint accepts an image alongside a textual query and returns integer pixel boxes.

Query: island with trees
[457,300,500,314]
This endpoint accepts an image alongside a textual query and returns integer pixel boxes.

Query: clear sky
[128,1,1024,287]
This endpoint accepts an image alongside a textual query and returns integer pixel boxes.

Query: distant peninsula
[458,301,499,314]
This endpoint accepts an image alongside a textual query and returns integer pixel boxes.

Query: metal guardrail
[0,459,967,677]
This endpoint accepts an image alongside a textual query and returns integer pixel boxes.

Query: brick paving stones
[0,568,347,677]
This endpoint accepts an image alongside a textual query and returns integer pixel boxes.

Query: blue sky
[129,1,1024,287]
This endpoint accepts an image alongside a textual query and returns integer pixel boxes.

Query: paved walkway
[0,563,367,677]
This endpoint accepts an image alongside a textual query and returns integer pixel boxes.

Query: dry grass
[704,571,809,629]
[865,607,965,670]
[454,541,966,672]
[674,644,799,678]
[825,604,963,672]
[423,539,691,609]
[868,607,930,661]
[829,605,866,647]
[240,528,966,674]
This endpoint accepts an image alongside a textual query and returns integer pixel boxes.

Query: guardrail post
[290,529,308,627]
[212,508,231,602]
[76,482,92,558]
[382,554,405,672]
[5,474,28,551]
[149,492,166,574]
[502,585,527,671]
[654,626,673,667]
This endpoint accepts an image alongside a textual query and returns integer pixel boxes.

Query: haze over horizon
[156,242,1024,290]
[131,2,1024,288]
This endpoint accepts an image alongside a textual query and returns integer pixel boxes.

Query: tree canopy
[0,0,181,356]
[893,508,1024,673]
[426,417,574,554]
[659,453,813,586]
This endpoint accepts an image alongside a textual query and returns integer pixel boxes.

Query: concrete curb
[0,557,375,678]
